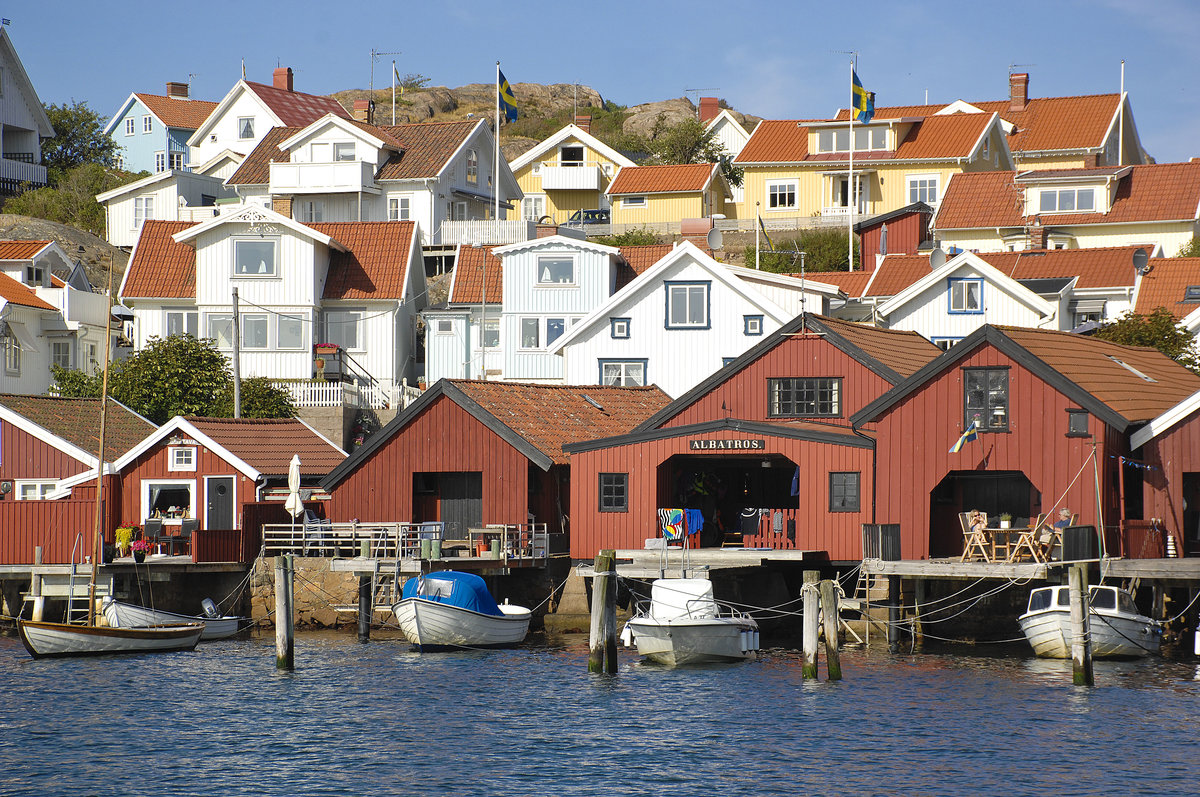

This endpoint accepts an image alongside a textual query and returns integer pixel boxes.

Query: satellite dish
[706,227,724,250]
[929,247,947,269]
[1132,247,1149,275]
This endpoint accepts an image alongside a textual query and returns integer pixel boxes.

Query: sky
[13,0,1200,163]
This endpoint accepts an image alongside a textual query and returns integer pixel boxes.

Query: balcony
[268,160,378,195]
[437,219,537,246]
[0,156,47,190]
[540,162,605,191]
[268,378,422,410]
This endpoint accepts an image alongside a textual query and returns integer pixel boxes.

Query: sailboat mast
[86,255,115,626]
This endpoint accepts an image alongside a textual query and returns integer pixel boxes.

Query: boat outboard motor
[201,598,220,619]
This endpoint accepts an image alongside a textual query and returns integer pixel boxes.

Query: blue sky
[14,0,1200,163]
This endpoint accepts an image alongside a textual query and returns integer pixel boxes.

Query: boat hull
[102,599,243,640]
[1018,609,1161,659]
[17,619,204,659]
[392,598,531,649]
[625,617,759,666]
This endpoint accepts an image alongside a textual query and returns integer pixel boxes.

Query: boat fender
[619,623,634,647]
[201,598,220,619]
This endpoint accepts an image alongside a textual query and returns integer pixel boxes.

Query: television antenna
[1008,63,1036,74]
[684,87,720,118]
[370,48,402,94]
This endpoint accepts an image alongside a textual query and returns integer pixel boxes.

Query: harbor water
[0,631,1196,796]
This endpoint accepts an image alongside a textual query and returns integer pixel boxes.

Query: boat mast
[86,255,115,627]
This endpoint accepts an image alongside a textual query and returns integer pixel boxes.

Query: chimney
[353,99,375,125]
[272,196,293,219]
[1029,221,1047,250]
[536,223,559,238]
[574,114,591,134]
[1009,72,1029,111]
[273,66,294,92]
[165,81,189,99]
[699,97,720,125]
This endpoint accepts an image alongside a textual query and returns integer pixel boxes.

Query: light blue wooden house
[103,82,217,174]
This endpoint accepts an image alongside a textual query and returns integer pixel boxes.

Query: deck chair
[174,518,199,556]
[1008,514,1045,563]
[302,510,333,556]
[142,519,165,550]
[960,512,989,562]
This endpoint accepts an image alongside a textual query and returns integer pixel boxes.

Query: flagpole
[848,59,854,272]
[392,60,396,126]
[495,61,501,228]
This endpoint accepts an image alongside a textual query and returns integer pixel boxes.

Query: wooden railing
[192,528,262,564]
[0,499,115,565]
[259,520,549,562]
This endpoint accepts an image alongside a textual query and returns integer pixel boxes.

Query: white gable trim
[876,250,1056,318]
[494,234,619,258]
[0,403,102,468]
[723,263,844,297]
[187,81,282,147]
[0,30,53,137]
[509,124,637,172]
[113,416,262,479]
[95,168,185,203]
[193,148,245,176]
[1131,388,1200,450]
[171,204,346,251]
[278,114,395,153]
[102,93,146,136]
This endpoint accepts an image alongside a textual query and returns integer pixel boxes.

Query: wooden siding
[328,397,533,526]
[611,194,704,227]
[870,342,1120,560]
[1139,406,1200,546]
[569,428,872,559]
[0,418,91,481]
[0,498,109,564]
[193,527,260,563]
[114,441,256,529]
[860,211,928,264]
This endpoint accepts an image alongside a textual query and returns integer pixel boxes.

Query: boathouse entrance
[412,471,482,538]
[929,470,1038,557]
[657,454,797,547]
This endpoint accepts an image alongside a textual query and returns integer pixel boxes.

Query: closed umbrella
[284,455,303,549]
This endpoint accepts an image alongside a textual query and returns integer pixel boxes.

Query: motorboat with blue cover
[391,571,531,649]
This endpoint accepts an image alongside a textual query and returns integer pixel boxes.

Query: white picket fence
[269,379,424,410]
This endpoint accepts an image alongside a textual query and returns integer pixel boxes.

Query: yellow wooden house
[606,163,733,232]
[508,121,635,224]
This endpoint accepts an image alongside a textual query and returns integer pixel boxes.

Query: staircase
[841,569,892,645]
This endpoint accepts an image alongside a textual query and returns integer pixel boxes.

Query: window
[207,314,234,349]
[52,341,71,369]
[388,196,411,221]
[768,377,841,417]
[722,357,738,367]
[1074,311,1102,328]
[85,343,98,373]
[168,151,185,170]
[948,278,983,313]
[333,142,355,161]
[546,318,566,346]
[466,149,478,184]
[4,337,19,374]
[744,315,763,336]
[829,472,861,512]
[521,195,545,221]
[665,281,710,329]
[1039,188,1094,213]
[325,310,362,350]
[964,367,1009,431]
[143,479,195,522]
[143,115,153,134]
[481,319,499,348]
[623,196,647,208]
[242,314,268,348]
[124,118,135,136]
[297,200,324,223]
[599,473,628,513]
[537,256,575,284]
[600,360,646,386]
[560,145,584,166]
[237,116,255,139]
[981,137,990,159]
[168,446,196,472]
[931,337,959,351]
[154,152,166,172]
[435,319,453,334]
[277,314,304,349]
[767,181,797,209]
[1066,409,1089,437]
[133,196,154,229]
[166,309,198,338]
[520,318,540,349]
[851,127,887,151]
[908,174,939,205]
[15,481,55,500]
[610,318,630,339]
[234,239,277,276]
[24,266,43,285]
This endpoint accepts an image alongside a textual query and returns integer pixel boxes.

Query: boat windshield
[1028,589,1053,612]
[1089,587,1116,610]
[1117,592,1139,615]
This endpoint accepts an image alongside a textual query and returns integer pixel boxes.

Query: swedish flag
[851,69,875,124]
[949,419,979,453]
[498,69,518,123]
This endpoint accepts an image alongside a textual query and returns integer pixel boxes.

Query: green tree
[1094,307,1200,373]
[40,101,120,186]
[644,117,743,187]
[743,228,860,273]
[4,163,138,236]
[49,363,103,398]
[1176,237,1200,257]
[213,376,297,419]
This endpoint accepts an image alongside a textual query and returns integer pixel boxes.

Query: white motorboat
[102,597,244,641]
[391,571,531,649]
[622,578,759,666]
[18,617,203,659]
[1018,584,1162,659]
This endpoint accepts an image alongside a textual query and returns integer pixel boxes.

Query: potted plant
[314,343,339,356]
[129,539,152,564]
[115,527,136,557]
[999,513,1012,529]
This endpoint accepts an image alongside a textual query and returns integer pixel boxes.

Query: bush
[743,227,860,273]
[594,228,660,246]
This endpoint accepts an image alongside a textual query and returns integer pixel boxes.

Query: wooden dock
[579,547,823,579]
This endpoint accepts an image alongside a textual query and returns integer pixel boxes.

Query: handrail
[66,532,84,625]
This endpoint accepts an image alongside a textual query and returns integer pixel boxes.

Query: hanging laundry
[658,508,686,540]
[684,508,705,536]
[790,466,800,497]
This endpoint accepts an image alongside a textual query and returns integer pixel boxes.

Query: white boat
[1018,584,1162,659]
[18,617,203,659]
[622,578,759,666]
[102,597,244,641]
[391,571,531,649]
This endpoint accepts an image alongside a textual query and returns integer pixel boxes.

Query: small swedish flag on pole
[498,68,518,123]
[851,69,874,124]
[949,419,980,453]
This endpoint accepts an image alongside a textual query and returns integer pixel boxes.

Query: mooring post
[588,549,617,674]
[912,578,925,651]
[820,579,842,681]
[357,574,372,643]
[802,570,820,679]
[887,575,901,653]
[1068,563,1094,686]
[275,554,295,670]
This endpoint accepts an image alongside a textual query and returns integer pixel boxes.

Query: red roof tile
[607,163,717,195]
[995,247,1143,289]
[892,114,990,160]
[185,417,345,476]
[312,221,418,300]
[0,272,55,310]
[0,394,154,461]
[448,244,501,304]
[135,93,218,131]
[244,80,350,127]
[735,120,813,163]
[816,316,941,378]
[789,270,873,298]
[449,380,672,465]
[616,244,674,289]
[1134,258,1200,318]
[122,220,197,299]
[0,241,51,260]
[863,255,933,296]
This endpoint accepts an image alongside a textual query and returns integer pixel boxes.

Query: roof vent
[581,394,605,411]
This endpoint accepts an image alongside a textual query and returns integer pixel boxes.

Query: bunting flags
[949,419,979,453]
[498,69,518,123]
[851,69,875,124]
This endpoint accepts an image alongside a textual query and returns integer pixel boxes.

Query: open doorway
[412,472,482,538]
[657,454,797,547]
[929,470,1038,558]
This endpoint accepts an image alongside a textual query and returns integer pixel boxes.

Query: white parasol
[284,454,303,537]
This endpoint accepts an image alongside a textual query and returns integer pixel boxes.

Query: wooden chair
[960,512,990,562]
[1008,514,1045,563]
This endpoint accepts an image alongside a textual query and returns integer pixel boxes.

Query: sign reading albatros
[689,439,765,450]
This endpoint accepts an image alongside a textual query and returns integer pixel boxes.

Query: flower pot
[133,551,146,564]
[999,520,1010,529]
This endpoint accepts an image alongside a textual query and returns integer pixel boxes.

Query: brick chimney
[272,197,293,218]
[352,99,375,125]
[699,97,720,125]
[1009,72,1029,111]
[574,114,591,134]
[165,81,189,99]
[536,223,559,238]
[1028,219,1047,250]
[273,66,294,92]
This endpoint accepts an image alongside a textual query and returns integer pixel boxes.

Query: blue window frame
[948,278,983,314]
[664,281,710,329]
[743,315,764,336]
[610,317,630,339]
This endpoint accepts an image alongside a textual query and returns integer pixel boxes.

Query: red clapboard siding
[0,499,102,564]
[1140,407,1200,548]
[329,398,531,526]
[859,210,928,265]
[115,442,255,529]
[0,420,91,481]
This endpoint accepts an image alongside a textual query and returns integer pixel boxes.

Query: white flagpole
[495,61,501,227]
[392,60,396,126]
[848,59,854,272]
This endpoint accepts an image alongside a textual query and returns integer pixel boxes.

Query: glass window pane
[688,286,706,325]
[834,129,849,151]
[235,240,275,275]
[482,320,499,348]
[333,142,355,161]
[853,128,869,150]
[1076,189,1094,211]
[871,127,886,149]
[1059,189,1075,211]
[208,315,233,348]
[538,257,574,284]
[521,318,539,348]
[326,311,360,350]
[818,130,833,153]
[278,315,303,349]
[669,287,687,325]
[1040,191,1057,212]
[546,318,565,346]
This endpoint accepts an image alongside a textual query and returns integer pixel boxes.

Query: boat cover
[401,571,503,617]
[649,578,718,621]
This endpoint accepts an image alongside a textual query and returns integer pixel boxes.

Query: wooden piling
[820,579,842,681]
[912,579,925,652]
[588,550,617,674]
[357,574,372,643]
[802,570,819,679]
[275,554,295,670]
[887,575,901,653]
[1068,563,1094,686]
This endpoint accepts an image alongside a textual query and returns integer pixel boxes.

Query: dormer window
[23,266,43,286]
[333,142,356,161]
[817,126,886,153]
[1039,187,1094,213]
[1183,286,1200,303]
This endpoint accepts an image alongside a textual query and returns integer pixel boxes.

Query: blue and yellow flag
[851,69,875,124]
[498,69,518,123]
[949,419,979,453]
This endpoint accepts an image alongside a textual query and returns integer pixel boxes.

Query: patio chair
[142,519,165,551]
[959,512,989,562]
[302,510,333,556]
[174,518,199,556]
[1008,514,1045,563]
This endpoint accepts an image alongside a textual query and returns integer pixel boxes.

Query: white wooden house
[96,169,236,248]
[0,27,53,193]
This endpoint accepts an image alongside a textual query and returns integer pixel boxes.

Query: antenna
[369,48,402,94]
[684,87,720,118]
[830,50,859,69]
[1008,63,1036,73]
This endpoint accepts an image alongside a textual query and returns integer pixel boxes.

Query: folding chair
[960,512,990,562]
[1008,514,1044,563]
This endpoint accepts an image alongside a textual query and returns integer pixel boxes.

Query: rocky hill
[0,214,127,288]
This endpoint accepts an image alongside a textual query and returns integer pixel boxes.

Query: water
[0,631,1196,796]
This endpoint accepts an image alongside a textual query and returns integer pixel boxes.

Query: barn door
[439,472,482,538]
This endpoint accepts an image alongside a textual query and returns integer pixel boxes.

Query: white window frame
[665,282,710,329]
[434,319,454,334]
[296,200,323,223]
[154,152,165,172]
[233,238,278,277]
[466,149,479,184]
[610,318,630,339]
[388,196,411,221]
[241,314,269,349]
[276,313,305,350]
[51,340,71,369]
[207,313,234,349]
[324,309,363,351]
[124,118,135,136]
[519,317,541,350]
[24,265,43,286]
[4,336,19,375]
[168,151,185,170]
[237,116,255,140]
[168,446,197,472]
[133,196,154,230]
[623,196,647,208]
[521,195,545,221]
[908,174,939,205]
[15,480,56,500]
[948,278,983,314]
[141,478,196,524]
[480,318,499,349]
[165,309,198,338]
[143,114,153,134]
[767,181,797,210]
[536,256,576,285]
[333,142,355,162]
[1039,187,1095,213]
[600,360,646,386]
